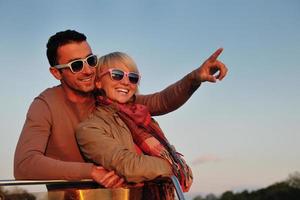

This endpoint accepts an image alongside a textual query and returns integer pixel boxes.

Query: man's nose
[82,62,94,74]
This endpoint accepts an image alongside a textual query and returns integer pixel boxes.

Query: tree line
[193,172,300,200]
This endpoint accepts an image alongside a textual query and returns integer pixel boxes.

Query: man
[14,30,227,188]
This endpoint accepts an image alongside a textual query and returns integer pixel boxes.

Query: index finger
[208,48,223,62]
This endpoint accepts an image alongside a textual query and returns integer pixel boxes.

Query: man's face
[56,41,96,94]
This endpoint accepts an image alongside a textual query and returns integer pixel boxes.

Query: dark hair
[46,30,87,66]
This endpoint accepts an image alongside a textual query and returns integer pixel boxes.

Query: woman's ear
[95,79,102,89]
[49,67,62,80]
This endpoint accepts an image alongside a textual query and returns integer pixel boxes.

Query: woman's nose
[120,75,130,85]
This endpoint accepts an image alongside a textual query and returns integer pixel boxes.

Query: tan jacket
[76,106,172,183]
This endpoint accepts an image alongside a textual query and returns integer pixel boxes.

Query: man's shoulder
[37,85,63,101]
[30,85,65,109]
[26,86,64,117]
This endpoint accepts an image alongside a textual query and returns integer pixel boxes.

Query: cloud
[191,154,222,165]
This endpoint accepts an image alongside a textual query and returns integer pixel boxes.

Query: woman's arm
[76,119,172,183]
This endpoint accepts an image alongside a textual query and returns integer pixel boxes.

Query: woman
[76,52,192,199]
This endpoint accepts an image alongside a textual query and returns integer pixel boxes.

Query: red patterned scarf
[97,96,193,192]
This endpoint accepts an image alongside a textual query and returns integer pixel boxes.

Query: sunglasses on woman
[99,68,140,84]
[54,54,98,73]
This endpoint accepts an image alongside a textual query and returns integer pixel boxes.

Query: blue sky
[0,0,299,197]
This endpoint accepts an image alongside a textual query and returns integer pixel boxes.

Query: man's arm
[14,98,123,187]
[14,98,94,180]
[136,48,227,116]
[135,69,200,116]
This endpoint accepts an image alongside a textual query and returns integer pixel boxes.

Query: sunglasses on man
[99,68,140,84]
[54,54,98,73]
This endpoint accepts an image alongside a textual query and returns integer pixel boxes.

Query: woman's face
[96,61,138,104]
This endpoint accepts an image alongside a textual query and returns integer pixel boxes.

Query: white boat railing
[0,176,185,200]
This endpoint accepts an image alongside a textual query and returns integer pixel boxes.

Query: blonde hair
[97,52,139,78]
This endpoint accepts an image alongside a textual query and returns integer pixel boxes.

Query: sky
[0,0,299,197]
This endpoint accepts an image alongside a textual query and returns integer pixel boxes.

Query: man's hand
[197,48,228,83]
[91,166,125,188]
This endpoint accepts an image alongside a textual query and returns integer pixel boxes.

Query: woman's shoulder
[76,106,116,131]
[93,105,118,121]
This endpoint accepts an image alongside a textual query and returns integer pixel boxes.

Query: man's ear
[49,67,62,80]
